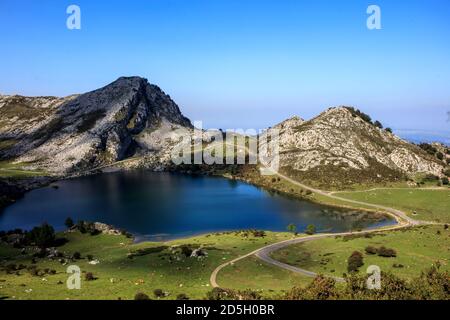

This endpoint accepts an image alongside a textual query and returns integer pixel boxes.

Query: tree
[26,223,55,248]
[305,224,316,235]
[442,177,449,185]
[286,224,297,234]
[65,217,74,229]
[347,251,364,272]
[374,120,383,129]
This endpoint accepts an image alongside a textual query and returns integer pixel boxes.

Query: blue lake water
[0,171,395,240]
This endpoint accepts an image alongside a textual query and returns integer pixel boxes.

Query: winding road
[209,171,425,288]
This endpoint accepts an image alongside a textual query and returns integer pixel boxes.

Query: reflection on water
[0,171,395,240]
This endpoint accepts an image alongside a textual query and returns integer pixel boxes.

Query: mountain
[273,107,447,188]
[1,78,448,187]
[0,77,191,173]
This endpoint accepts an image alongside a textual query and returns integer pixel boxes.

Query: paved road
[209,220,414,288]
[210,169,426,288]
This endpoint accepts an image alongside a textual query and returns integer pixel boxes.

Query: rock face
[274,107,446,187]
[0,77,191,173]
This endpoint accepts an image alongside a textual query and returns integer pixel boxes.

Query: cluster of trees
[344,107,392,133]
[286,224,316,235]
[282,266,449,300]
[419,143,448,164]
[365,246,397,257]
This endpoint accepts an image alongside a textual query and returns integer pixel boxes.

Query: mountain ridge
[1,77,448,187]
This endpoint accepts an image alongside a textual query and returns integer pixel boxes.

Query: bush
[77,220,87,234]
[419,143,438,155]
[286,224,297,234]
[86,254,94,261]
[285,275,338,300]
[134,292,150,300]
[85,272,95,281]
[251,230,266,237]
[65,217,74,229]
[26,223,55,248]
[377,246,397,257]
[176,293,189,300]
[347,251,364,273]
[385,127,393,133]
[365,246,378,255]
[153,289,165,298]
[180,246,193,257]
[305,224,316,235]
[436,152,444,161]
[442,177,449,185]
[206,287,231,300]
[374,120,383,129]
[72,252,81,260]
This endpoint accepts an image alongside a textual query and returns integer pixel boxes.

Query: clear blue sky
[1,0,449,140]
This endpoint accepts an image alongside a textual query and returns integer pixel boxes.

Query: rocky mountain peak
[274,106,446,188]
[0,77,192,173]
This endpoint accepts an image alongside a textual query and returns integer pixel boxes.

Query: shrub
[385,127,393,133]
[26,223,55,248]
[72,252,81,260]
[77,220,87,234]
[176,293,189,300]
[85,272,95,281]
[286,224,297,234]
[374,120,383,129]
[305,224,316,235]
[86,254,94,261]
[251,230,266,237]
[377,246,397,257]
[419,143,437,155]
[442,177,449,185]
[65,217,74,229]
[180,246,193,257]
[347,251,364,273]
[206,287,232,300]
[365,246,378,255]
[134,292,150,300]
[285,275,338,300]
[153,289,166,298]
[436,152,444,161]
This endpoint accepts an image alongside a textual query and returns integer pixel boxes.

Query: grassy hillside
[0,161,48,178]
[335,189,450,223]
[0,230,294,300]
[270,225,449,280]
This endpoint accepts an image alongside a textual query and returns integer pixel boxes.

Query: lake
[0,171,395,240]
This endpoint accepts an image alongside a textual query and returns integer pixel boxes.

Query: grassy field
[0,230,295,300]
[0,161,48,178]
[217,255,312,298]
[335,189,450,223]
[270,225,450,280]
